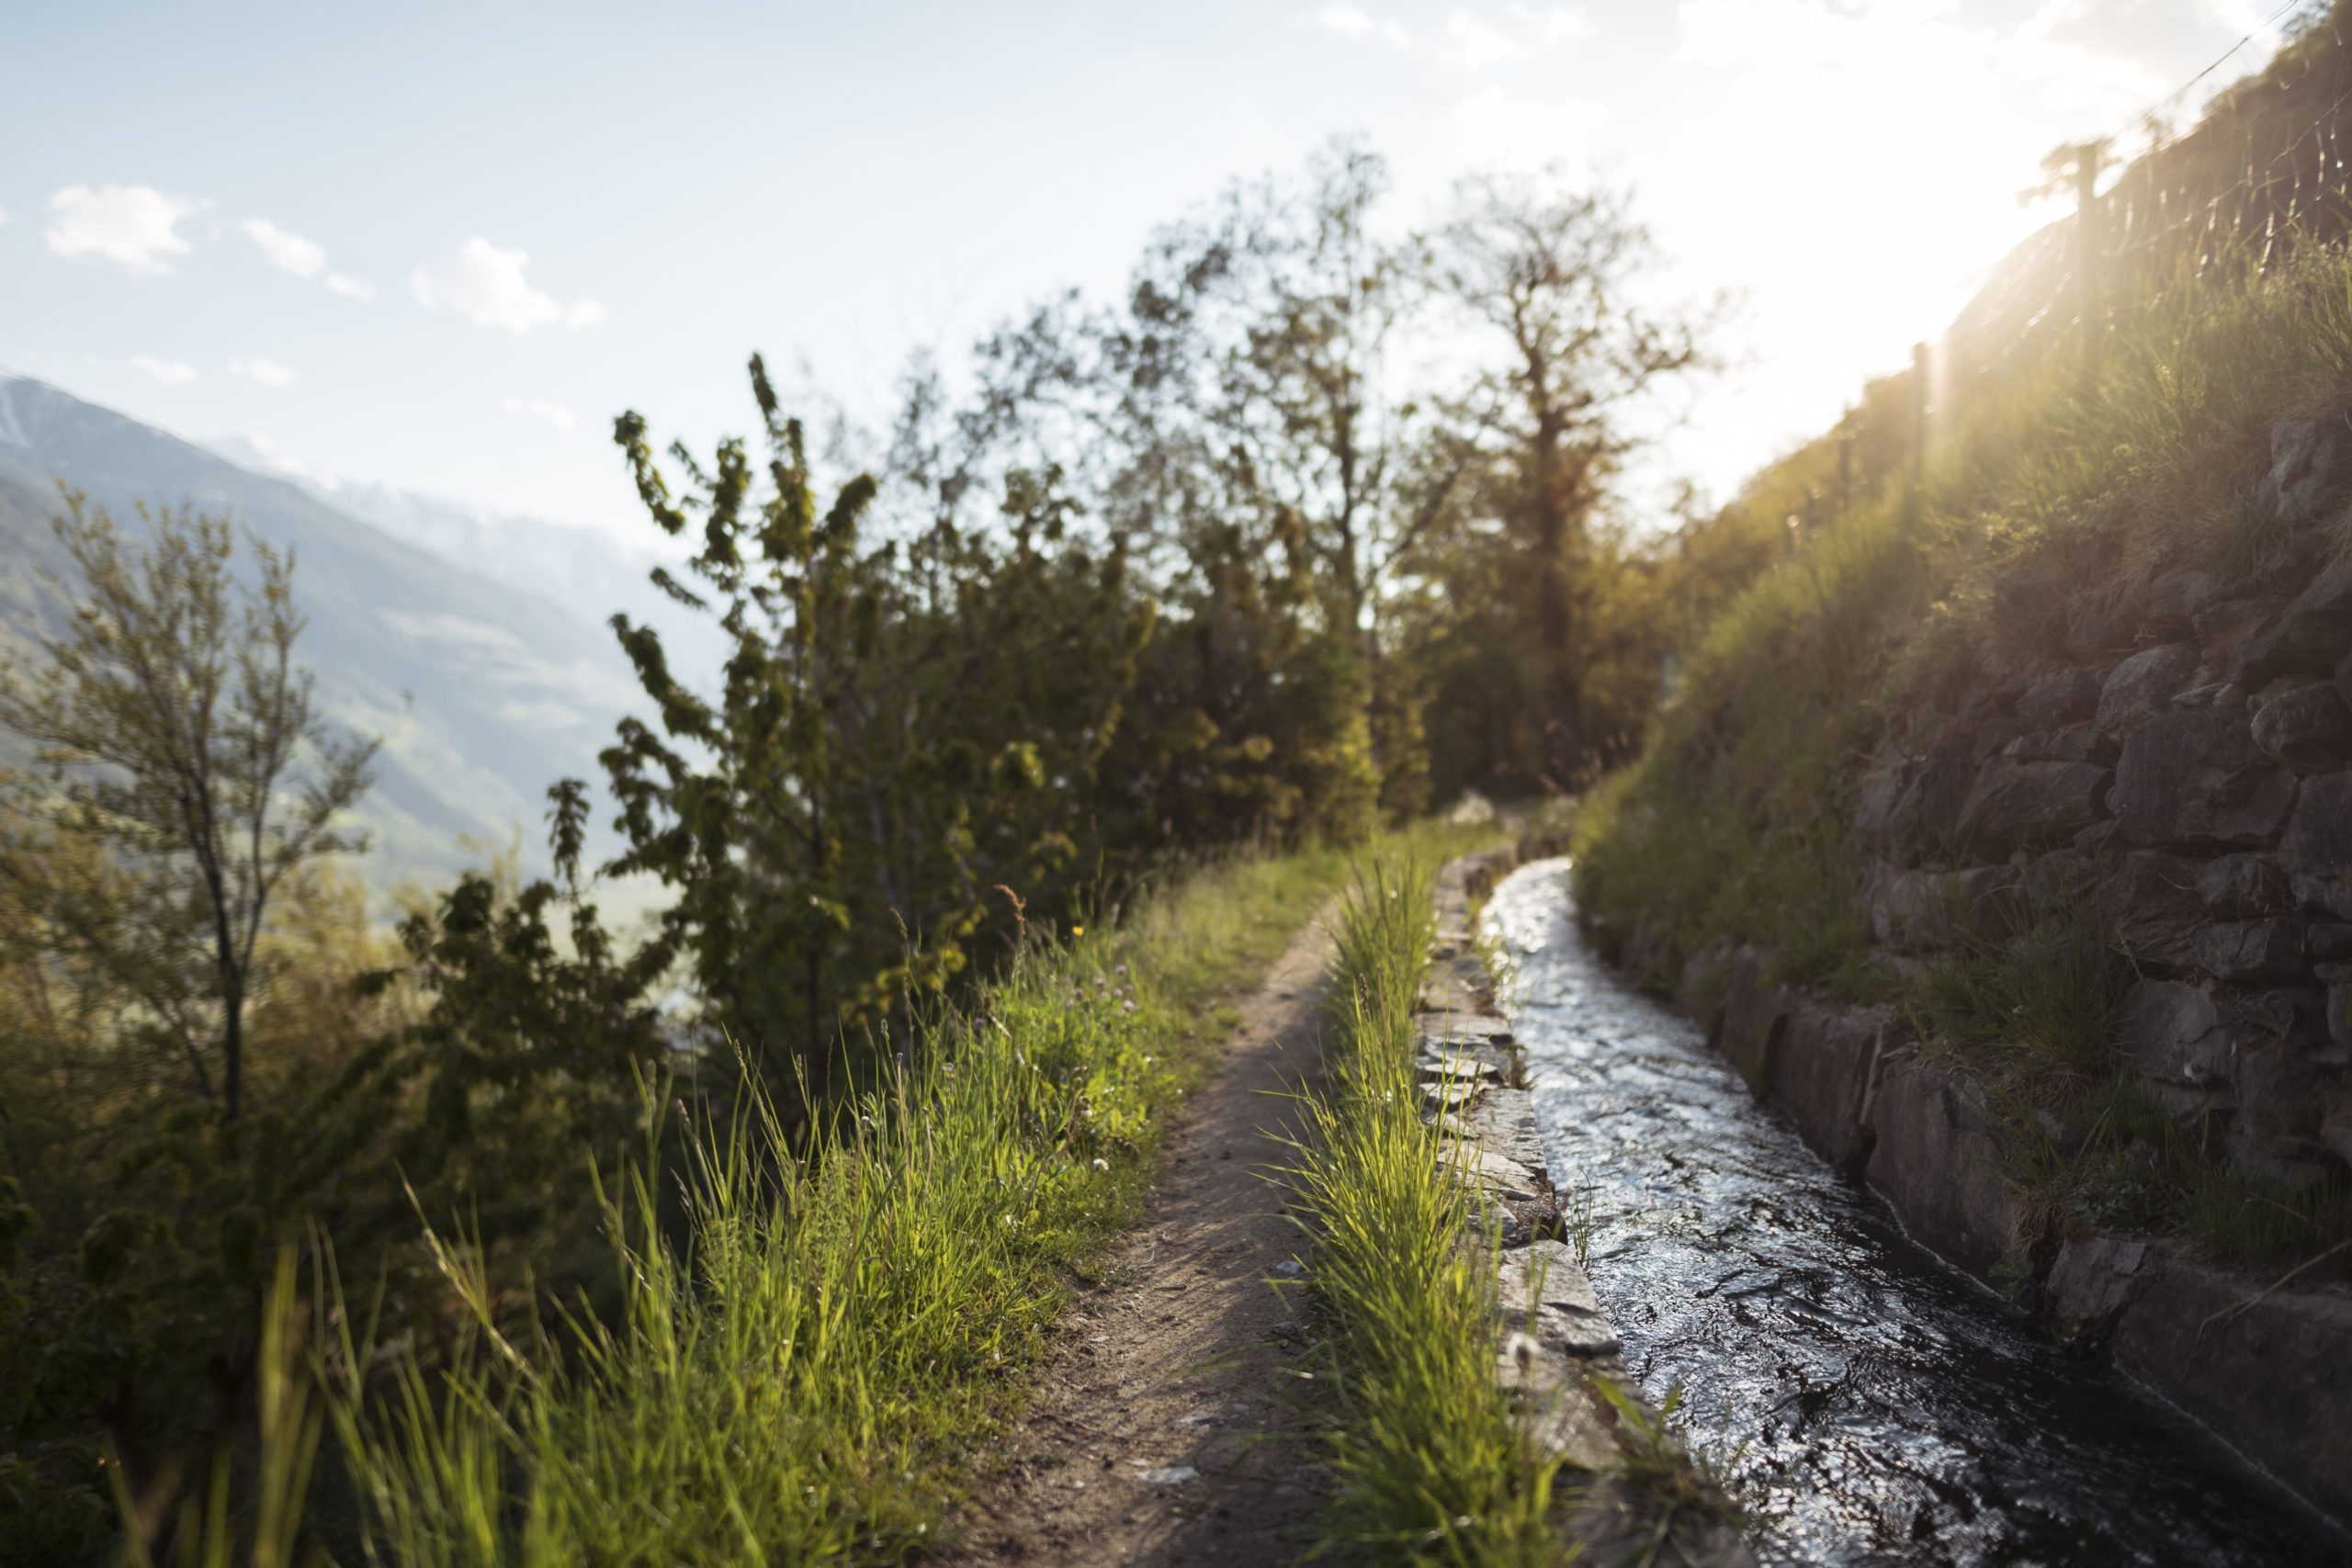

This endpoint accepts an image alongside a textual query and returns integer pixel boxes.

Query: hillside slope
[0,373,644,889]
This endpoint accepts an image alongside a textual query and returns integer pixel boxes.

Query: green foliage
[297,836,1364,1564]
[1577,15,2352,1273]
[1287,857,1571,1566]
[0,494,379,1125]
[1909,899,2132,1082]
[605,357,1159,1102]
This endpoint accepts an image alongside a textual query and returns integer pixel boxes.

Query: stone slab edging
[1424,844,1753,1567]
[1683,939,2352,1532]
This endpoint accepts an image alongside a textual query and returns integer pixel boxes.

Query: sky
[0,0,2303,547]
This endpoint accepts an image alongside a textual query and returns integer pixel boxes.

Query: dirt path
[946,908,1340,1567]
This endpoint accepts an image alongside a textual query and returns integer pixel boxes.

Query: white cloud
[411,237,606,335]
[502,395,577,432]
[238,217,325,279]
[1508,5,1589,49]
[239,218,375,300]
[230,356,296,386]
[0,205,9,226]
[1443,10,1520,69]
[1317,3,1409,47]
[130,354,198,384]
[46,185,203,276]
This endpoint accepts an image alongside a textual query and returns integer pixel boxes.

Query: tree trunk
[1531,420,1583,788]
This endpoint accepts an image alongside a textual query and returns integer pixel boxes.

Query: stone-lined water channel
[1484,858,2346,1568]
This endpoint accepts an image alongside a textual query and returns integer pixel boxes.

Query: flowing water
[1483,858,2346,1568]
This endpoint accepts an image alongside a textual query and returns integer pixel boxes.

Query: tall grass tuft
[116,828,1509,1564]
[318,933,1193,1564]
[1288,859,1572,1566]
[115,839,1428,1565]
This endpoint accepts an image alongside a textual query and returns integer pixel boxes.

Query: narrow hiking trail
[947,908,1340,1566]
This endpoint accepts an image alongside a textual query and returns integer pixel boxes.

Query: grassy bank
[1573,232,2352,1267]
[1288,856,1569,1566]
[138,836,1469,1565]
[1580,233,2352,993]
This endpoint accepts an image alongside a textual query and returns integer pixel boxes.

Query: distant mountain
[0,373,650,893]
[199,436,721,682]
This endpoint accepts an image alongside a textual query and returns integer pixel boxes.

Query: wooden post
[2076,148,2101,333]
[1911,341,1929,489]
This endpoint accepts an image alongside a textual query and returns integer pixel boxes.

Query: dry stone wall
[1857,415,2352,1190]
[1635,413,2352,1529]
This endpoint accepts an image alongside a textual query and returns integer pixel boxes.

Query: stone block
[1863,1052,2023,1277]
[2043,1235,2157,1343]
[2191,596,2278,673]
[1956,758,2110,858]
[1867,863,2028,951]
[1771,998,1893,1174]
[2230,1037,2344,1188]
[2196,853,2295,917]
[2281,772,2352,919]
[2003,726,2111,764]
[2323,1098,2352,1167]
[2097,644,2201,737]
[2262,409,2352,525]
[2225,554,2352,682]
[1715,948,1786,1089]
[2110,707,2296,848]
[2195,918,2315,983]
[2016,666,2104,729]
[1495,1240,1622,1358]
[1463,1086,1549,1176]
[2111,1247,2352,1529]
[2094,851,2204,971]
[2118,980,2241,1087]
[2251,679,2352,772]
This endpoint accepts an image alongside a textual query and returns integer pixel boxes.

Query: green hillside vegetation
[1575,5,2352,1269]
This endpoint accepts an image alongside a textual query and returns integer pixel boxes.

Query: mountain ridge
[0,372,647,896]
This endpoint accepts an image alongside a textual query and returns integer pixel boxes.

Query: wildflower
[1122,999,1135,1013]
[1091,1157,1110,1172]
[1072,924,1084,937]
[1116,964,1127,978]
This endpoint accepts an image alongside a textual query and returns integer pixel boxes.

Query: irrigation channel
[1482,858,2346,1568]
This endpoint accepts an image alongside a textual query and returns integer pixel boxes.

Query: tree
[1436,174,1717,787]
[0,495,377,1124]
[606,356,1151,1102]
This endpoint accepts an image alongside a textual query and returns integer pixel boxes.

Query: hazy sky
[0,0,2297,545]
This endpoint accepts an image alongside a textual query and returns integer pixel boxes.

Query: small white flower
[1091,1157,1110,1172]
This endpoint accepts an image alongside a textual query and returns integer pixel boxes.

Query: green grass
[1577,236,2352,998]
[1285,856,1572,1567]
[117,835,1455,1565]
